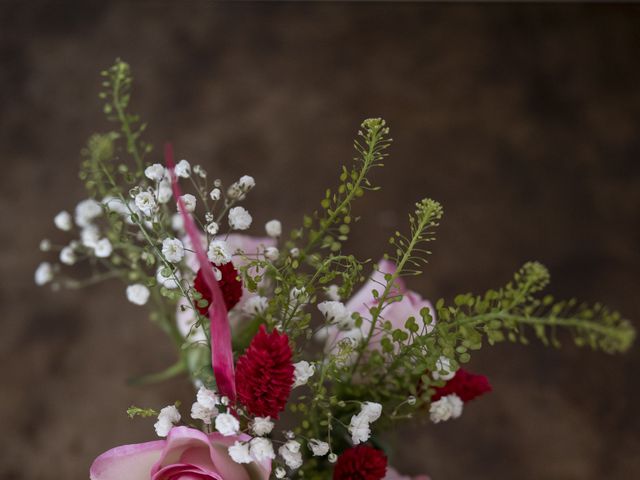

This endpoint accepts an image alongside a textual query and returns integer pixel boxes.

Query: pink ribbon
[165,143,237,402]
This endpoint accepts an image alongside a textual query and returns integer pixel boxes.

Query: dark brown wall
[1,2,639,479]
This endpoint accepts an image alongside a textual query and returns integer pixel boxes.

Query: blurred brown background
[1,2,639,479]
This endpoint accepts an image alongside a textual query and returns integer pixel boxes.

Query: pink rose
[325,259,435,351]
[90,426,270,480]
[384,467,431,480]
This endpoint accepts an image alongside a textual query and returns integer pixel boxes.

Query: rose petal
[90,439,165,480]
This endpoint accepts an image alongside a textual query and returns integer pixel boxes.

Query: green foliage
[126,406,158,419]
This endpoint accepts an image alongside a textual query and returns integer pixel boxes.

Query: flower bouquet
[36,60,635,480]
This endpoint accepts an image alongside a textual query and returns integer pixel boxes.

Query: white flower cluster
[317,300,353,328]
[292,361,315,388]
[348,401,382,444]
[154,405,181,437]
[190,386,220,425]
[429,394,463,423]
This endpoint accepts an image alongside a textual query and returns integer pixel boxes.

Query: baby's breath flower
[228,441,252,464]
[156,267,180,289]
[328,453,338,463]
[94,238,113,258]
[190,402,217,425]
[249,438,275,462]
[74,199,102,228]
[178,194,196,213]
[265,219,282,238]
[279,440,303,470]
[215,413,239,436]
[207,240,231,264]
[308,439,330,457]
[429,394,463,423]
[264,246,279,261]
[144,163,165,182]
[39,239,51,252]
[156,177,173,204]
[196,386,220,409]
[275,467,286,479]
[35,262,53,286]
[60,246,77,265]
[433,355,456,380]
[154,405,181,438]
[102,196,129,215]
[243,296,269,315]
[81,226,100,249]
[126,284,150,306]
[174,159,191,178]
[293,361,315,388]
[193,164,207,178]
[325,284,340,301]
[171,213,184,232]
[228,206,252,230]
[359,402,382,422]
[209,188,221,201]
[290,247,300,258]
[227,175,255,200]
[251,416,274,436]
[206,222,219,235]
[54,210,73,231]
[318,301,352,328]
[134,191,157,217]
[162,237,185,263]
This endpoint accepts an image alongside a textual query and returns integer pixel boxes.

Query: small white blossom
[429,394,463,423]
[162,237,185,263]
[328,453,338,463]
[207,240,231,264]
[290,286,308,303]
[145,163,165,182]
[209,188,221,201]
[157,266,181,289]
[215,412,240,436]
[264,246,279,261]
[249,438,275,462]
[348,412,372,444]
[290,247,300,258]
[94,238,113,258]
[75,199,102,228]
[433,355,456,380]
[196,386,220,409]
[275,467,286,479]
[308,439,330,457]
[179,194,196,213]
[325,284,340,301]
[317,301,352,328]
[265,219,282,238]
[293,361,315,388]
[190,402,217,425]
[359,402,382,423]
[279,441,303,470]
[54,210,73,231]
[228,441,252,464]
[135,191,157,217]
[227,175,255,200]
[35,262,53,286]
[60,246,77,265]
[251,417,274,436]
[81,226,100,249]
[154,405,181,437]
[171,213,184,232]
[228,206,252,230]
[126,284,150,306]
[174,159,191,178]
[102,196,129,216]
[193,164,207,178]
[39,239,51,252]
[243,296,269,316]
[206,221,219,235]
[220,396,230,406]
[156,177,173,204]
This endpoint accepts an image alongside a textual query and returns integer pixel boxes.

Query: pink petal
[90,439,165,480]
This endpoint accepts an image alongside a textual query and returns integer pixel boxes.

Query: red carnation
[333,445,388,480]
[432,368,492,403]
[193,261,243,314]
[235,325,294,419]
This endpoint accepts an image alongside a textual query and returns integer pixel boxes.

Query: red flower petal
[193,261,243,314]
[432,368,492,403]
[235,325,294,419]
[333,445,388,480]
